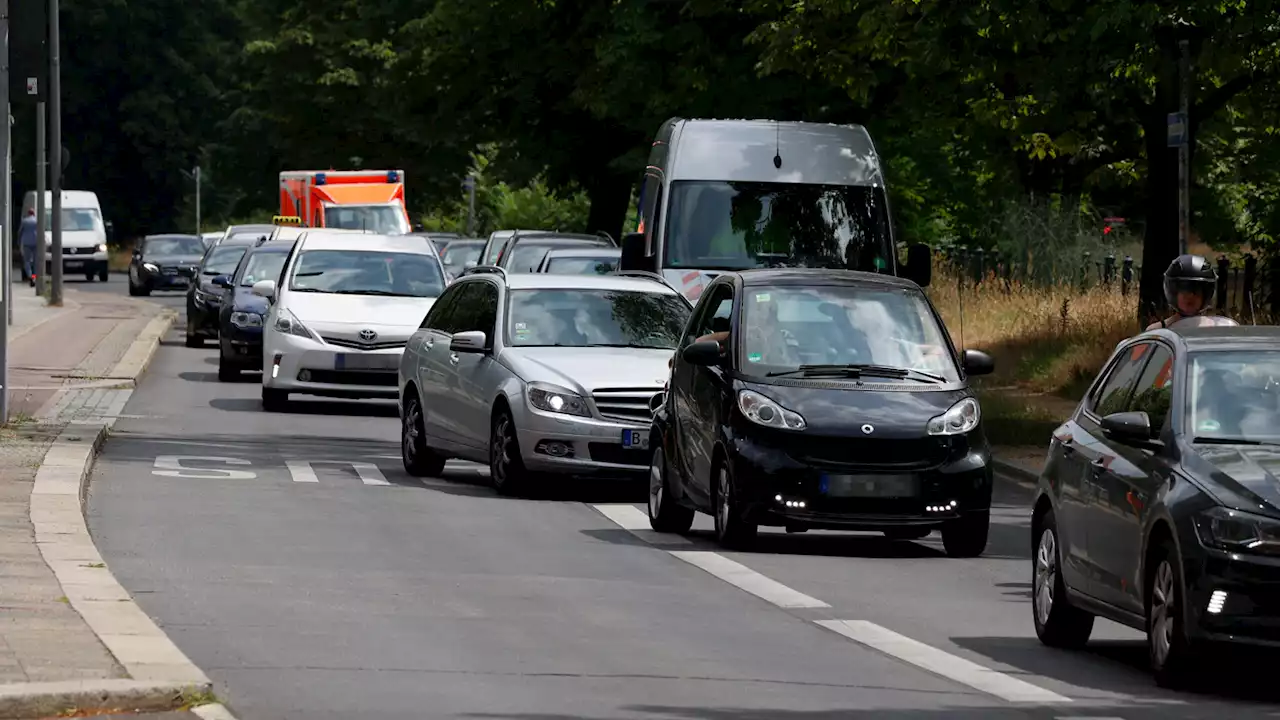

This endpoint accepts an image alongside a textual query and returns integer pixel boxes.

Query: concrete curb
[0,308,234,718]
[0,679,207,719]
[192,702,241,720]
[991,458,1039,486]
[109,308,178,387]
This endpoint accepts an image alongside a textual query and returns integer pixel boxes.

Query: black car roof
[144,233,201,240]
[225,224,275,234]
[218,233,268,247]
[733,268,920,289]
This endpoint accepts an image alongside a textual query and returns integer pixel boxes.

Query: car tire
[713,462,757,549]
[1148,537,1198,688]
[217,357,240,382]
[127,279,141,296]
[84,272,94,282]
[648,444,694,533]
[884,527,932,540]
[261,387,288,412]
[1032,508,1095,649]
[489,407,529,496]
[185,316,203,348]
[941,510,989,558]
[99,268,109,282]
[402,394,446,477]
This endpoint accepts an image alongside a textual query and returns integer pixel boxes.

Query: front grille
[787,436,950,469]
[592,387,660,422]
[321,336,406,351]
[64,246,95,255]
[587,443,649,466]
[303,370,397,386]
[161,266,179,274]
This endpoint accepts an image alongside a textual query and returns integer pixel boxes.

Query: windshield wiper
[766,363,945,383]
[294,271,324,277]
[584,343,672,349]
[325,289,419,297]
[1193,437,1272,446]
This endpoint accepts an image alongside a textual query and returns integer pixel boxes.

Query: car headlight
[927,397,980,435]
[737,389,806,430]
[142,262,158,272]
[231,311,262,328]
[95,243,107,253]
[273,308,315,339]
[1194,506,1280,555]
[527,381,590,418]
[196,288,220,303]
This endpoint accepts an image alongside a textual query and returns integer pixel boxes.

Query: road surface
[78,281,1280,720]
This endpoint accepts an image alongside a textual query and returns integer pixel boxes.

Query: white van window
[44,207,102,232]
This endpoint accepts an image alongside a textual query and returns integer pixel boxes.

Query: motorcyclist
[1145,254,1239,331]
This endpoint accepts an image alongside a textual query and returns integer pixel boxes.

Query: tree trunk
[1138,46,1182,329]
[585,172,633,240]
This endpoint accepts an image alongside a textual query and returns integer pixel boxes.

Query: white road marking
[816,620,1072,704]
[152,455,256,480]
[286,460,319,483]
[593,504,693,545]
[670,551,830,609]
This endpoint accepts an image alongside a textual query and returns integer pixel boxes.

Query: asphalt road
[79,282,1280,720]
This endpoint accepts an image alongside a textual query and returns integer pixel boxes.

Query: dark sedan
[439,238,485,279]
[646,269,995,556]
[127,234,206,296]
[214,239,293,380]
[1032,326,1280,687]
[185,235,262,347]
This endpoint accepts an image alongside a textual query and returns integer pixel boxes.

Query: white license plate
[821,473,918,498]
[64,260,84,269]
[621,429,649,450]
[334,353,398,370]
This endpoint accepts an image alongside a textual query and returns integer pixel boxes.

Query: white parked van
[22,190,111,282]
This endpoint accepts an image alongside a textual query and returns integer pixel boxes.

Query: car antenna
[773,122,782,169]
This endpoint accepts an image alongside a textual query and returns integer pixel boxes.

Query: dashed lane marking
[816,620,1073,704]
[671,550,830,609]
[592,503,693,545]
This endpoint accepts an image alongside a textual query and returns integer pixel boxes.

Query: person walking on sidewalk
[19,207,38,286]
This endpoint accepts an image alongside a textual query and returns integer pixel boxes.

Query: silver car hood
[502,346,673,395]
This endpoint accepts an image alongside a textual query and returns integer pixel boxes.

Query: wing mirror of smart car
[251,279,276,299]
[682,339,724,366]
[211,275,231,288]
[450,330,488,353]
[962,349,994,376]
[1101,411,1154,444]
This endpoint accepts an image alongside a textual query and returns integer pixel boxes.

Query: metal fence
[936,246,1278,321]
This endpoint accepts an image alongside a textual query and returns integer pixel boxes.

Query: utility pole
[1177,38,1191,256]
[193,165,200,234]
[35,101,44,295]
[47,0,60,305]
[1,0,9,426]
[463,175,476,236]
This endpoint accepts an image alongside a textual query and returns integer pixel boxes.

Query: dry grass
[927,267,1140,445]
[107,240,134,272]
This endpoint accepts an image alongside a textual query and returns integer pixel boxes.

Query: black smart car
[185,232,268,347]
[1032,326,1280,687]
[127,234,206,296]
[646,269,995,556]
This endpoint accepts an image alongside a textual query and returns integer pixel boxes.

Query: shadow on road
[208,396,399,417]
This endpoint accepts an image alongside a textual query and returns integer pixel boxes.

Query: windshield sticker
[754,293,770,303]
[514,322,527,330]
[874,256,886,270]
[747,352,763,363]
[1197,419,1221,433]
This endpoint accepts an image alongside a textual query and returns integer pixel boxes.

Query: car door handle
[1090,457,1107,472]
[449,353,459,364]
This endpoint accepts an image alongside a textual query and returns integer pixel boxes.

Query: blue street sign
[1167,112,1188,147]
[462,176,475,190]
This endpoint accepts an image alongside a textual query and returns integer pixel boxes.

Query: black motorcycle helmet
[1163,254,1217,315]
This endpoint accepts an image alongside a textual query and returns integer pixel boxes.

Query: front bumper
[514,404,650,478]
[729,431,992,530]
[262,331,399,399]
[46,252,108,276]
[189,291,223,334]
[1185,546,1280,648]
[140,268,191,290]
[220,320,263,368]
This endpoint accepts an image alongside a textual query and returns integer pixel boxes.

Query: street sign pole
[0,0,9,426]
[194,165,200,235]
[47,0,60,305]
[34,100,44,296]
[1177,39,1191,257]
[464,175,475,236]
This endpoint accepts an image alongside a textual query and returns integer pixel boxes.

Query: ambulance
[278,170,411,235]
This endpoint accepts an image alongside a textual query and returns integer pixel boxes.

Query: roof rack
[610,269,677,290]
[461,265,507,279]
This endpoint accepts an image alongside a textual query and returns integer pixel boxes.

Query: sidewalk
[0,285,231,718]
[991,445,1048,485]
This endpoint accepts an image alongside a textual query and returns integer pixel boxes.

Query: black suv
[647,268,996,556]
[127,234,206,296]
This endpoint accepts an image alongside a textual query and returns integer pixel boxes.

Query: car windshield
[239,251,288,287]
[147,236,205,256]
[203,245,248,275]
[323,205,409,235]
[45,207,102,232]
[506,241,608,273]
[663,180,893,272]
[1188,350,1280,443]
[545,254,620,275]
[442,243,483,270]
[289,249,445,297]
[737,284,958,381]
[507,289,691,348]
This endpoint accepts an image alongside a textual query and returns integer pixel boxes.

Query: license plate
[621,429,649,450]
[64,260,83,269]
[820,473,918,498]
[334,353,399,370]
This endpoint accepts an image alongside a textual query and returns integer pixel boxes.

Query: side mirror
[619,232,655,273]
[962,349,994,376]
[648,391,666,414]
[1101,411,1154,443]
[251,279,276,299]
[903,243,932,287]
[681,340,724,366]
[105,221,115,241]
[450,330,488,353]
[463,260,478,270]
[211,275,231,288]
